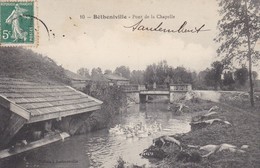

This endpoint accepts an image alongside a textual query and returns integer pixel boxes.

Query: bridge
[120,84,192,103]
[140,90,170,95]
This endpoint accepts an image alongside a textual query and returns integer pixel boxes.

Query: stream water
[0,103,192,168]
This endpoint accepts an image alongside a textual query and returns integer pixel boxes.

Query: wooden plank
[0,95,10,108]
[28,106,101,123]
[8,93,83,101]
[28,101,99,116]
[0,132,70,159]
[21,98,94,110]
[9,103,30,120]
[0,96,30,120]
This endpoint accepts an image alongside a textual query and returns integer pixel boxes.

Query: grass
[157,94,260,168]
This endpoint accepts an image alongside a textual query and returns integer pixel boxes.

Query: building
[0,77,102,149]
[64,70,91,90]
[104,74,130,85]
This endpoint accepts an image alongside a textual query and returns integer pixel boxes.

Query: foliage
[143,63,157,84]
[143,60,194,86]
[77,68,90,78]
[222,71,235,90]
[104,69,112,74]
[234,66,249,86]
[252,71,258,80]
[0,47,69,84]
[172,66,193,84]
[91,67,103,77]
[81,82,127,131]
[130,70,145,84]
[214,0,260,66]
[114,66,131,79]
[215,0,260,106]
[204,61,224,90]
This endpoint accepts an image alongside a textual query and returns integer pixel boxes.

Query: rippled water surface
[1,103,192,168]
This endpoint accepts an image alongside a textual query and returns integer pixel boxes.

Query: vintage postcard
[0,0,259,168]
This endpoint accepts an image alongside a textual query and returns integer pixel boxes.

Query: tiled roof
[104,74,129,81]
[0,78,102,123]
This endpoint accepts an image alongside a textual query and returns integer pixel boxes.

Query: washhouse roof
[0,77,102,123]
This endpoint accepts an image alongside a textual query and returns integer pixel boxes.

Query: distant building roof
[0,78,102,123]
[64,70,90,81]
[91,74,110,82]
[104,74,129,81]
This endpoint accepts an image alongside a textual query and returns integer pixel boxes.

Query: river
[0,102,192,168]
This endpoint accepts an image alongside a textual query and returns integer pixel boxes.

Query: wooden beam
[0,113,27,149]
[28,105,101,123]
[0,96,30,120]
[0,132,70,159]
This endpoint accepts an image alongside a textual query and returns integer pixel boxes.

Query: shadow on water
[0,102,192,168]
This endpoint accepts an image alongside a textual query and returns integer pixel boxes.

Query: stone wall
[169,92,186,103]
[126,92,140,103]
[55,112,94,135]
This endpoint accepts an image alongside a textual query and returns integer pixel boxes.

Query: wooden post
[0,113,27,149]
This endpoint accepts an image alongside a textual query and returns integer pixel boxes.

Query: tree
[215,0,260,106]
[223,71,235,90]
[104,69,112,74]
[204,69,217,89]
[156,60,169,85]
[172,66,193,84]
[234,66,249,86]
[204,61,224,90]
[91,67,102,77]
[114,66,130,79]
[252,71,258,80]
[212,61,224,88]
[130,70,144,84]
[143,61,194,86]
[77,68,90,77]
[144,63,157,84]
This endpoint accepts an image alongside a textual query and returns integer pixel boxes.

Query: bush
[78,82,127,132]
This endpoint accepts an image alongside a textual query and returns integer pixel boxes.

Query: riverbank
[153,94,260,168]
[75,83,127,134]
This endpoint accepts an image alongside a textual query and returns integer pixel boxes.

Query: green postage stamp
[0,0,37,46]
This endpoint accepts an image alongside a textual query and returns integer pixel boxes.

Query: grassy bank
[157,94,260,168]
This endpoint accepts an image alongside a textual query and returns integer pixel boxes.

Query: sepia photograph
[0,0,259,167]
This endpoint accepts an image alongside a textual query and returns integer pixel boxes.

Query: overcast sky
[33,0,259,73]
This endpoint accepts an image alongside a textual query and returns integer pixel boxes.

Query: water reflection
[0,103,191,168]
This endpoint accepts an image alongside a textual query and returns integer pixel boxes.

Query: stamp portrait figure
[5,4,29,42]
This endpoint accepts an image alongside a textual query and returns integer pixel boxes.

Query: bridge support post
[126,92,140,104]
[169,92,174,103]
[139,94,147,103]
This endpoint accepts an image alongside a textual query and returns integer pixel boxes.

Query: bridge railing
[120,84,139,92]
[120,84,193,92]
[145,84,169,91]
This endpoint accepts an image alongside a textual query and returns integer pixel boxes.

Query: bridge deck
[140,90,170,95]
